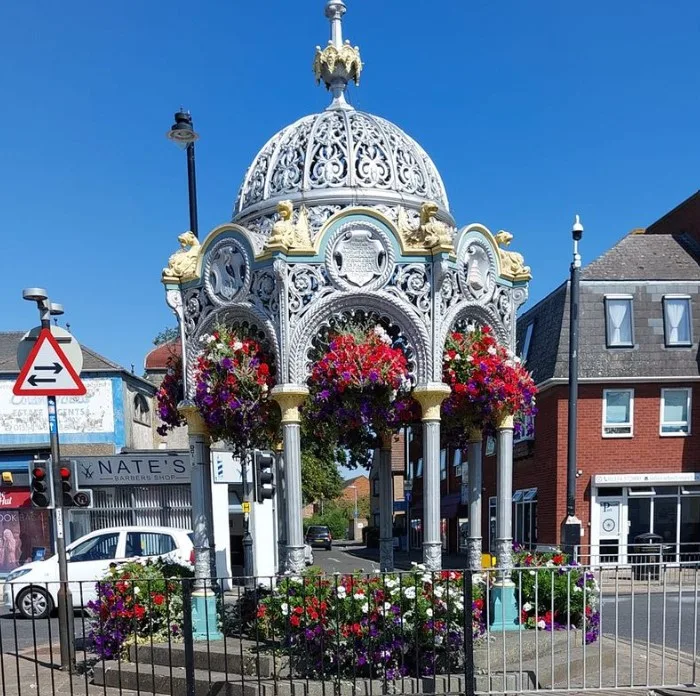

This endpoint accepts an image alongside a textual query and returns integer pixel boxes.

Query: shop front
[591,473,700,565]
[0,489,52,575]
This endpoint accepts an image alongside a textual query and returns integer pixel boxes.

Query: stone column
[467,427,483,572]
[179,403,222,640]
[272,385,309,574]
[491,413,519,631]
[379,433,394,572]
[274,441,287,574]
[414,383,451,571]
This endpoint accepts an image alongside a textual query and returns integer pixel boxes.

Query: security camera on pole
[13,288,87,672]
[562,217,584,557]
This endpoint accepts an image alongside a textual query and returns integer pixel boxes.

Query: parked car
[3,526,194,620]
[305,525,332,550]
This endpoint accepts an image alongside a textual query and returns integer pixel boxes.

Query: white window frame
[663,295,692,347]
[602,388,634,438]
[514,413,535,443]
[660,388,692,437]
[604,295,634,348]
[521,323,534,362]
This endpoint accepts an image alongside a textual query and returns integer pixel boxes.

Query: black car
[305,525,332,550]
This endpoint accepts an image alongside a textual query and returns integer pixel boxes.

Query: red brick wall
[342,475,370,500]
[483,382,699,547]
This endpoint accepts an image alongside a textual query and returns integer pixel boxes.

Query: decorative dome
[233,110,450,224]
[232,1,451,236]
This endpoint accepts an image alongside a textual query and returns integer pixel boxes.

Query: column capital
[271,385,309,424]
[380,432,394,450]
[414,383,451,421]
[467,427,482,444]
[179,402,209,437]
[498,413,515,430]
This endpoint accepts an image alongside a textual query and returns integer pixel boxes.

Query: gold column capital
[178,403,209,437]
[413,383,451,421]
[271,385,309,424]
[498,414,515,430]
[467,427,482,444]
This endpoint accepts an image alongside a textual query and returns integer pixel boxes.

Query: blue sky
[2,0,699,371]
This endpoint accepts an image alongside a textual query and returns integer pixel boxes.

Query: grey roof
[582,233,700,281]
[518,232,700,385]
[0,331,155,391]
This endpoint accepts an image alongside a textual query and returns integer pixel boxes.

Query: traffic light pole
[242,452,254,587]
[40,311,74,671]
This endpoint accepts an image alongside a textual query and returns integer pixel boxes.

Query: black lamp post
[167,110,200,238]
[563,215,584,558]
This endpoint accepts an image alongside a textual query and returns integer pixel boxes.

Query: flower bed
[256,567,486,680]
[87,559,193,660]
[442,325,537,444]
[512,548,600,643]
[195,327,279,452]
[305,325,416,459]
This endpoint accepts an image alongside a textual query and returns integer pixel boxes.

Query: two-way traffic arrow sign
[13,329,86,397]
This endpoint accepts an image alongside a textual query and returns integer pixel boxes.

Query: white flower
[505,360,514,368]
[444,354,450,362]
[454,601,464,611]
[467,324,476,333]
[487,346,497,356]
[529,570,536,576]
[514,356,522,364]
[466,355,474,363]
[336,586,347,598]
[434,586,444,598]
[522,602,533,612]
[426,608,433,618]
[391,587,400,596]
[385,578,398,589]
[361,602,369,614]
[403,586,416,600]
[289,576,302,584]
[280,602,289,616]
[383,601,392,613]
[416,563,426,571]
[353,592,365,600]
[506,349,514,359]
[545,560,554,568]
[422,573,433,584]
[574,586,582,593]
[233,340,243,351]
[537,620,546,630]
[454,354,461,361]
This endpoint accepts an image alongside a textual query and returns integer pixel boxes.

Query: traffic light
[58,460,93,508]
[254,450,275,502]
[29,460,53,508]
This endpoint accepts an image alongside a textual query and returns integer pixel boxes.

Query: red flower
[552,554,564,565]
[134,605,146,620]
[152,594,165,607]
[294,605,304,615]
[290,614,301,627]
[256,605,266,619]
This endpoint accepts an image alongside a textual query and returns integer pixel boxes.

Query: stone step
[128,641,274,677]
[94,660,535,696]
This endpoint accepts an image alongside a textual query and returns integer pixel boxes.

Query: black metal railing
[1,560,698,696]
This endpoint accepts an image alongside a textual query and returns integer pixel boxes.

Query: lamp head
[22,288,48,303]
[167,110,199,148]
[49,303,64,316]
[572,214,584,242]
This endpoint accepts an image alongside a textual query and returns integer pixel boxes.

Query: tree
[301,451,343,505]
[153,326,179,345]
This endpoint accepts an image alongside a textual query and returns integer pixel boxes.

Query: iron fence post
[464,568,475,696]
[182,578,196,696]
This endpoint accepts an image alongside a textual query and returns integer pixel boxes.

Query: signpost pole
[39,304,74,671]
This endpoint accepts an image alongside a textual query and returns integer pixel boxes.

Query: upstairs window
[663,296,692,347]
[603,389,634,437]
[605,296,634,348]
[660,388,691,436]
[521,323,534,362]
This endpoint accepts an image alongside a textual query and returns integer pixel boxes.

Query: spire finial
[313,0,362,110]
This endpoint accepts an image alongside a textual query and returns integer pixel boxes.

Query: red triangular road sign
[13,328,86,396]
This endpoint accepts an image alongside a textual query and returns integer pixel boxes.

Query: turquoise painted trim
[490,583,522,632]
[111,377,126,449]
[192,593,223,641]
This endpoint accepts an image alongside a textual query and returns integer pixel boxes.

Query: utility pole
[563,216,584,558]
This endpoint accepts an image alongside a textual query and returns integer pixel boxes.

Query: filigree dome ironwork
[233,110,451,229]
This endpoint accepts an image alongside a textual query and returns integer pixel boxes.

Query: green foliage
[154,326,179,345]
[304,508,349,540]
[300,451,343,505]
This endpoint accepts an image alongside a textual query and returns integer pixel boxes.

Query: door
[67,531,122,605]
[598,498,623,564]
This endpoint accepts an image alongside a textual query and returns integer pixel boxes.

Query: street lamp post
[563,215,584,558]
[348,485,358,518]
[22,288,74,671]
[167,111,220,639]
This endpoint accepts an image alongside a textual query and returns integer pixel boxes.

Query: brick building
[481,191,700,564]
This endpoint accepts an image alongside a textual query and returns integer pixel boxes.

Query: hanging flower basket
[442,325,537,444]
[305,325,416,459]
[194,326,279,453]
[156,355,186,436]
